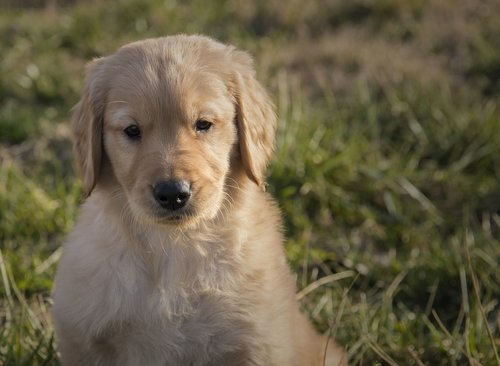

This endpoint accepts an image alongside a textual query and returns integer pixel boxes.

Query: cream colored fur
[52,35,347,366]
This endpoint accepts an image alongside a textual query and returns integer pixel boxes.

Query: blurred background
[0,0,499,365]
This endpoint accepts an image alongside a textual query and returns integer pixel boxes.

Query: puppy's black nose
[153,180,191,211]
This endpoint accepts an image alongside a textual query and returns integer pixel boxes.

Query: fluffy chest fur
[53,195,265,365]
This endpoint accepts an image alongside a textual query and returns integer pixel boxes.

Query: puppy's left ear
[231,51,277,190]
[72,57,108,197]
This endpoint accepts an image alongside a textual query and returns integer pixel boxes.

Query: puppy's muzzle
[153,180,191,211]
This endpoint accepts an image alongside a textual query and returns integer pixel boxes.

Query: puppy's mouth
[165,215,184,221]
[152,208,199,226]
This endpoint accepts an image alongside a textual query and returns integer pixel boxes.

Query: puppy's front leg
[56,328,119,366]
[57,336,97,366]
[207,348,270,366]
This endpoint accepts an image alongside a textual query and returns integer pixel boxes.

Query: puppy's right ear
[230,50,276,190]
[72,58,107,197]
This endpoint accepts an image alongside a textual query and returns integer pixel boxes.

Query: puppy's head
[72,35,276,226]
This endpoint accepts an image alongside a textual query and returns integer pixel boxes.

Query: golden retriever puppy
[52,35,347,366]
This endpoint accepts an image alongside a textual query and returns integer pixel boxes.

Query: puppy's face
[72,36,276,227]
[107,70,236,225]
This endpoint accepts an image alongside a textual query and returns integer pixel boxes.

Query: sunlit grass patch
[270,72,500,364]
[0,249,58,366]
[0,124,79,296]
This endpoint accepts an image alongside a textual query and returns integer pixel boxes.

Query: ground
[0,0,499,365]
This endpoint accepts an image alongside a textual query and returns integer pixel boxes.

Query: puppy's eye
[124,125,141,140]
[195,119,213,133]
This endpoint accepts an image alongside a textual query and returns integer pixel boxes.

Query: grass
[0,0,499,365]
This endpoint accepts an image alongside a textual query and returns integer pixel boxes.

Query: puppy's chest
[94,253,254,362]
